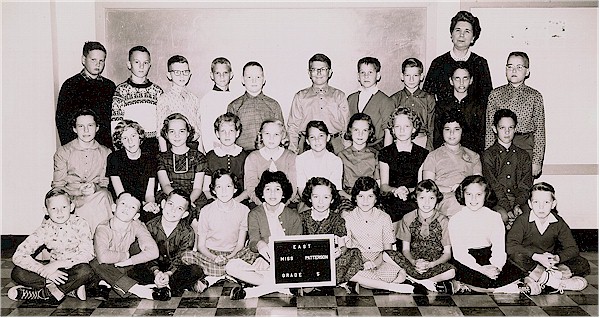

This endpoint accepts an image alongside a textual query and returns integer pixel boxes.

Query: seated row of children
[9,170,589,303]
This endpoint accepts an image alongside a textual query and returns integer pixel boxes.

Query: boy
[157,55,203,152]
[227,61,284,151]
[135,189,207,299]
[482,109,532,227]
[9,188,94,302]
[390,58,435,151]
[506,182,590,294]
[434,61,486,154]
[56,41,116,149]
[287,53,350,154]
[52,108,113,235]
[90,192,159,300]
[485,51,545,178]
[111,45,163,154]
[199,57,236,152]
[347,57,395,150]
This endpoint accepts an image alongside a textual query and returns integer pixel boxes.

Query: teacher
[423,11,492,103]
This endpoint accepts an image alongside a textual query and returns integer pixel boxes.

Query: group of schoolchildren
[10,11,591,305]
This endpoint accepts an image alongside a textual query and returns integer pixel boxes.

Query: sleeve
[97,148,111,188]
[244,152,261,205]
[332,156,343,190]
[287,210,304,236]
[336,92,350,133]
[478,58,493,102]
[485,91,499,150]
[94,224,127,264]
[170,229,196,273]
[193,151,209,174]
[157,152,168,172]
[396,215,412,242]
[51,146,83,196]
[295,155,307,191]
[425,95,436,151]
[439,216,451,246]
[472,153,482,175]
[111,87,126,134]
[505,214,534,258]
[423,58,442,100]
[226,100,236,114]
[382,213,396,246]
[272,101,285,123]
[422,152,436,175]
[285,152,298,200]
[106,152,117,177]
[56,80,75,145]
[129,221,159,265]
[555,219,580,263]
[482,150,511,212]
[12,226,47,274]
[247,209,262,252]
[287,92,304,153]
[515,151,533,209]
[333,215,347,238]
[448,215,484,272]
[531,92,546,166]
[488,212,508,269]
[71,218,95,264]
[156,95,168,135]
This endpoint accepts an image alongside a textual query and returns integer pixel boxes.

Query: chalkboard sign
[270,234,336,288]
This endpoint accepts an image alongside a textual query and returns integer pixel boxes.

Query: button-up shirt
[288,85,350,152]
[337,146,379,191]
[482,142,532,212]
[485,83,546,165]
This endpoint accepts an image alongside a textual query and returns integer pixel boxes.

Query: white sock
[415,279,437,292]
[388,283,414,294]
[129,284,154,299]
[493,281,521,294]
[206,276,225,286]
[99,280,111,288]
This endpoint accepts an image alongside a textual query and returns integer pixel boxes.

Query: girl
[379,107,429,223]
[107,119,159,223]
[343,177,417,294]
[299,177,363,294]
[447,175,526,294]
[338,113,379,199]
[397,179,456,292]
[226,170,303,299]
[157,113,208,227]
[204,113,249,203]
[422,108,481,217]
[244,119,297,206]
[52,108,113,235]
[183,169,254,286]
[296,121,343,196]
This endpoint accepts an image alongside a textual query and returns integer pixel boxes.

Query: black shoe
[152,287,171,301]
[290,288,301,296]
[92,285,111,301]
[345,282,360,295]
[436,280,454,294]
[230,286,246,300]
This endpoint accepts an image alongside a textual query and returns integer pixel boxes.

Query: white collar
[529,212,558,235]
[450,48,472,62]
[311,208,330,222]
[213,144,243,157]
[259,147,285,162]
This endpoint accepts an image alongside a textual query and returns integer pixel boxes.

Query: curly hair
[450,11,482,46]
[344,113,376,144]
[209,169,241,198]
[160,113,195,144]
[112,119,145,150]
[388,107,422,140]
[304,120,334,152]
[455,175,491,206]
[301,177,341,211]
[409,179,444,204]
[255,170,294,204]
[214,112,242,134]
[256,119,289,149]
[350,176,380,206]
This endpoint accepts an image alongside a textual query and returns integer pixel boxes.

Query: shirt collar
[212,84,229,92]
[450,49,472,62]
[311,208,330,222]
[80,69,104,81]
[311,84,330,94]
[359,85,379,95]
[244,91,263,99]
[70,139,100,151]
[213,144,243,157]
[529,211,558,235]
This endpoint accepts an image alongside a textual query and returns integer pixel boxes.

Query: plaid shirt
[145,216,195,274]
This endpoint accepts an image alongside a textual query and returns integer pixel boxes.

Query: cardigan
[347,90,395,147]
[247,204,303,252]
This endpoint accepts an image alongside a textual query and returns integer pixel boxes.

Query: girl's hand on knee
[80,183,95,196]
[46,270,68,285]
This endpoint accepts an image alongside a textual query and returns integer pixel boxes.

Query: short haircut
[256,119,289,149]
[401,57,424,74]
[530,182,556,201]
[168,188,191,210]
[344,112,376,144]
[409,179,444,204]
[44,188,72,208]
[388,107,422,140]
[450,11,482,46]
[214,112,242,133]
[309,53,331,69]
[209,169,240,197]
[351,176,381,206]
[71,108,99,128]
[211,57,232,72]
[243,61,263,75]
[301,177,341,211]
[116,192,141,211]
[83,41,106,56]
[357,57,381,73]
[112,119,145,150]
[507,51,530,68]
[160,113,196,144]
[255,170,294,204]
[439,108,466,129]
[493,109,518,127]
[455,175,491,206]
[167,55,188,70]
[128,45,150,60]
[304,120,333,152]
[450,61,472,77]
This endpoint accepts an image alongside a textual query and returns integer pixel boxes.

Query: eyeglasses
[170,70,191,76]
[506,64,527,71]
[309,67,329,74]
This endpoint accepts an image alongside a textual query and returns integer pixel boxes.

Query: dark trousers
[452,246,524,289]
[11,263,94,298]
[509,252,591,277]
[130,264,205,295]
[90,259,147,297]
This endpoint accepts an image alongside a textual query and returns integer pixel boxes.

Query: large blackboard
[101,5,427,117]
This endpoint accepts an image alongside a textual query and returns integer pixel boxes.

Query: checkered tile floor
[1,252,597,316]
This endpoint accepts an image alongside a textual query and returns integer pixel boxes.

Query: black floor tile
[98,298,141,308]
[379,307,422,316]
[49,308,95,316]
[132,308,176,316]
[17,299,61,308]
[335,295,376,307]
[491,293,536,306]
[214,308,257,316]
[460,306,505,316]
[413,295,456,306]
[542,306,592,316]
[177,297,219,308]
[568,294,599,305]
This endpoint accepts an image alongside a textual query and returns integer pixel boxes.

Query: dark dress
[434,94,486,154]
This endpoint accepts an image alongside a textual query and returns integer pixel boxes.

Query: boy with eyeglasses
[287,53,350,154]
[112,46,163,156]
[485,51,545,178]
[157,55,203,152]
